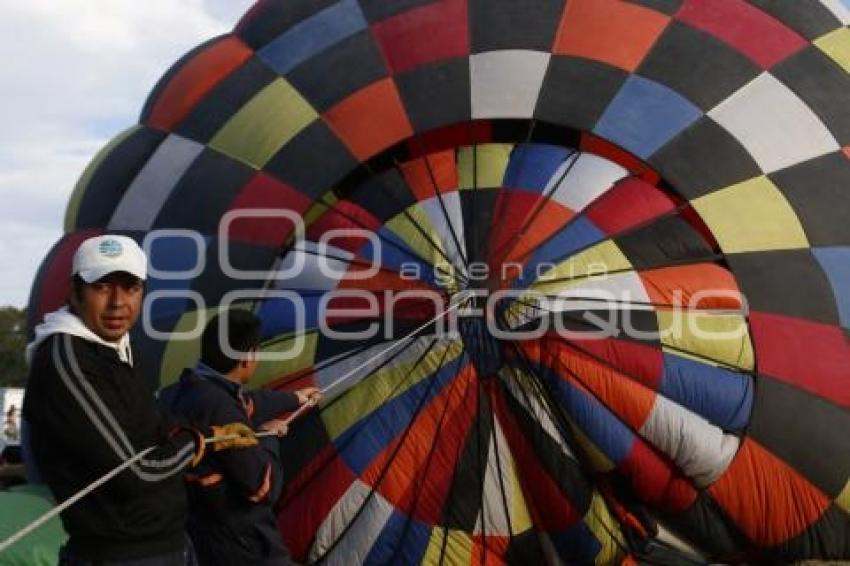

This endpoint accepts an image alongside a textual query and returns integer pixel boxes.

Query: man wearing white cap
[23,235,257,565]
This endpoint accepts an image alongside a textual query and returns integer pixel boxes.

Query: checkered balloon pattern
[29,1,850,563]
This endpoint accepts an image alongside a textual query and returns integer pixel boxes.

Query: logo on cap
[99,238,124,258]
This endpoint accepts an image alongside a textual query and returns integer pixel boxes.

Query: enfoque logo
[140,209,750,361]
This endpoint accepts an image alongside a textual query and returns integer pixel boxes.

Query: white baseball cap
[72,235,147,283]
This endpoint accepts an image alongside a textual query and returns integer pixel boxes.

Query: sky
[0,0,256,308]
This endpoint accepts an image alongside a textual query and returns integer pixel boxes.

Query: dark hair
[201,309,262,374]
[71,275,86,301]
[69,273,144,303]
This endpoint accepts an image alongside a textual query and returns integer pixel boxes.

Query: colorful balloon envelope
[28,0,850,563]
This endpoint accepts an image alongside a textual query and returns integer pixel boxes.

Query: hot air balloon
[27,0,850,563]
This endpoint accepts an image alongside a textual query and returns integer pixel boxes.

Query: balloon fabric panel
[30,0,850,563]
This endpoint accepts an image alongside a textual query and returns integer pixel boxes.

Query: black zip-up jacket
[160,367,300,565]
[23,333,200,561]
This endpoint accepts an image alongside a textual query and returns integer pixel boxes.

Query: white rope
[0,445,156,554]
[318,290,470,396]
[0,398,318,555]
[0,293,467,554]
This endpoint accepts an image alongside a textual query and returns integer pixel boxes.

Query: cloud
[0,0,255,308]
[203,0,255,27]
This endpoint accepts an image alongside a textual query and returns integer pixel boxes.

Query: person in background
[4,405,19,442]
[23,235,257,565]
[162,309,320,566]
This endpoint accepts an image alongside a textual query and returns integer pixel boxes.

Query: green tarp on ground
[0,484,66,565]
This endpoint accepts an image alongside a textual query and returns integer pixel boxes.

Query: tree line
[0,306,27,387]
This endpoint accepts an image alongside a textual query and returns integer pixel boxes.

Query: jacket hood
[25,306,134,367]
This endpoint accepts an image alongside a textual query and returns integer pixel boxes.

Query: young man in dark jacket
[162,309,320,566]
[23,235,257,565]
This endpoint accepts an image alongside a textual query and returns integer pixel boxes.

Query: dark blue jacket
[160,365,300,565]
